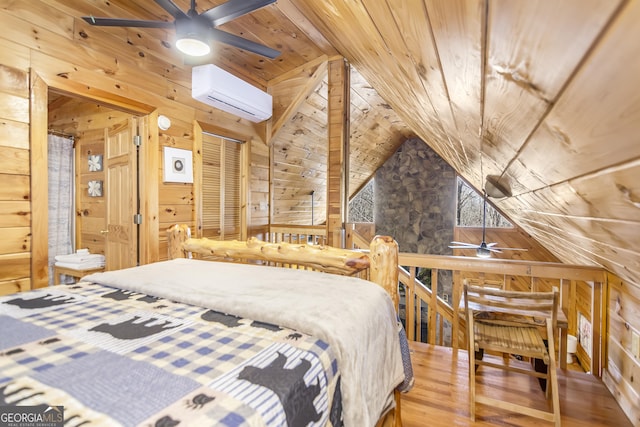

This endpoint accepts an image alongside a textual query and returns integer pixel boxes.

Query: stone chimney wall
[374,137,456,255]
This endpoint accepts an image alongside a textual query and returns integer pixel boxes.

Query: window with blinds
[201,133,242,240]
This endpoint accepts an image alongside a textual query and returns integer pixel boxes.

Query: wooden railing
[268,224,327,245]
[346,227,608,376]
[268,224,608,375]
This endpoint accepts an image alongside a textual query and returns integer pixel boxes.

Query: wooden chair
[462,276,504,290]
[464,283,561,426]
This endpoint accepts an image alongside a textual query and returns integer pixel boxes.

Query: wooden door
[104,118,138,270]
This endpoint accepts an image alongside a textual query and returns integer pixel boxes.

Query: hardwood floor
[401,342,631,427]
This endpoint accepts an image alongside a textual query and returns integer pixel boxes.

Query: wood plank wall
[0,47,31,295]
[0,2,271,290]
[270,81,329,226]
[605,272,640,424]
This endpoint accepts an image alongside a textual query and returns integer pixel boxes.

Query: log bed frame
[167,224,403,427]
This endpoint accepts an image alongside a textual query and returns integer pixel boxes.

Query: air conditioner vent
[192,64,272,123]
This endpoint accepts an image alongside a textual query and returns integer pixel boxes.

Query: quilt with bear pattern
[0,282,342,426]
[0,259,411,427]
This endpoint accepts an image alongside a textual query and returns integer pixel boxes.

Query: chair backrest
[464,283,558,330]
[462,277,503,290]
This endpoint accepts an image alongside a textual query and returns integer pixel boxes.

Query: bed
[0,224,412,427]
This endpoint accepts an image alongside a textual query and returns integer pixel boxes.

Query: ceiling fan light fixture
[176,36,210,56]
[175,18,210,57]
[476,247,492,258]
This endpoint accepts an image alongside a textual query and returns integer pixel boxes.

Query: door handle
[100,230,109,235]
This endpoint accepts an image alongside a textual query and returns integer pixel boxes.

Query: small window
[456,178,511,227]
[348,179,374,223]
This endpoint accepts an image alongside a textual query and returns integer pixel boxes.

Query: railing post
[369,235,400,311]
[407,267,416,341]
[167,224,191,259]
[429,269,438,345]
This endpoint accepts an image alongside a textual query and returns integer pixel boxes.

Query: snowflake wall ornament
[88,154,103,172]
[88,180,103,197]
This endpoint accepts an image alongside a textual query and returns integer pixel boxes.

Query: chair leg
[544,362,552,400]
[549,357,561,427]
[469,344,476,421]
[546,324,561,427]
[475,348,483,372]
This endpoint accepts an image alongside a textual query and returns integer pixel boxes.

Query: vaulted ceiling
[51,0,639,285]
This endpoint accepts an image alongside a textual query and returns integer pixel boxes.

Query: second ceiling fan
[449,189,527,258]
[83,0,281,58]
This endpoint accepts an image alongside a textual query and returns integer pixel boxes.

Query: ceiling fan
[82,0,280,58]
[449,189,527,258]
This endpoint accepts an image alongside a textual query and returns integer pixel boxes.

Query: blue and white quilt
[0,259,411,426]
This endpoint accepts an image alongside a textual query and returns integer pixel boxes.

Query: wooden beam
[47,84,154,115]
[269,55,328,86]
[326,58,349,247]
[267,59,328,145]
[399,252,607,282]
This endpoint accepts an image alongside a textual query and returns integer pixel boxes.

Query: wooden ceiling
[285,0,640,286]
[47,0,639,285]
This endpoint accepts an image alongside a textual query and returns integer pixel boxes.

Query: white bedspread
[84,258,405,427]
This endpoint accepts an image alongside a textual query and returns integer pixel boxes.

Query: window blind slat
[202,134,241,240]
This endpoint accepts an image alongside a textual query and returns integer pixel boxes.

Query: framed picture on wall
[578,312,592,357]
[163,147,193,183]
[88,180,103,197]
[88,154,103,172]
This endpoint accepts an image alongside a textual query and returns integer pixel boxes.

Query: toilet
[567,334,578,364]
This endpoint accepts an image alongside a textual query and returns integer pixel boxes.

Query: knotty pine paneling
[249,140,269,232]
[157,116,196,245]
[0,278,30,296]
[508,1,636,193]
[0,59,30,293]
[425,0,483,182]
[605,272,640,422]
[271,88,328,226]
[15,0,267,271]
[0,119,29,150]
[0,253,30,296]
[348,67,415,195]
[482,0,617,177]
[382,0,465,171]
[77,184,106,256]
[0,202,31,228]
[0,174,29,202]
[0,146,29,176]
[0,227,30,255]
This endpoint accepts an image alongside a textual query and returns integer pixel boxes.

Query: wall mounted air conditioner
[192,64,272,123]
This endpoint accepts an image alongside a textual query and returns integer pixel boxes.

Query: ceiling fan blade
[202,0,277,27]
[450,241,477,246]
[209,28,280,58]
[488,247,528,251]
[449,245,480,249]
[154,0,189,20]
[82,16,174,28]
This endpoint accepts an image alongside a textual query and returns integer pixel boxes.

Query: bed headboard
[166,224,400,310]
